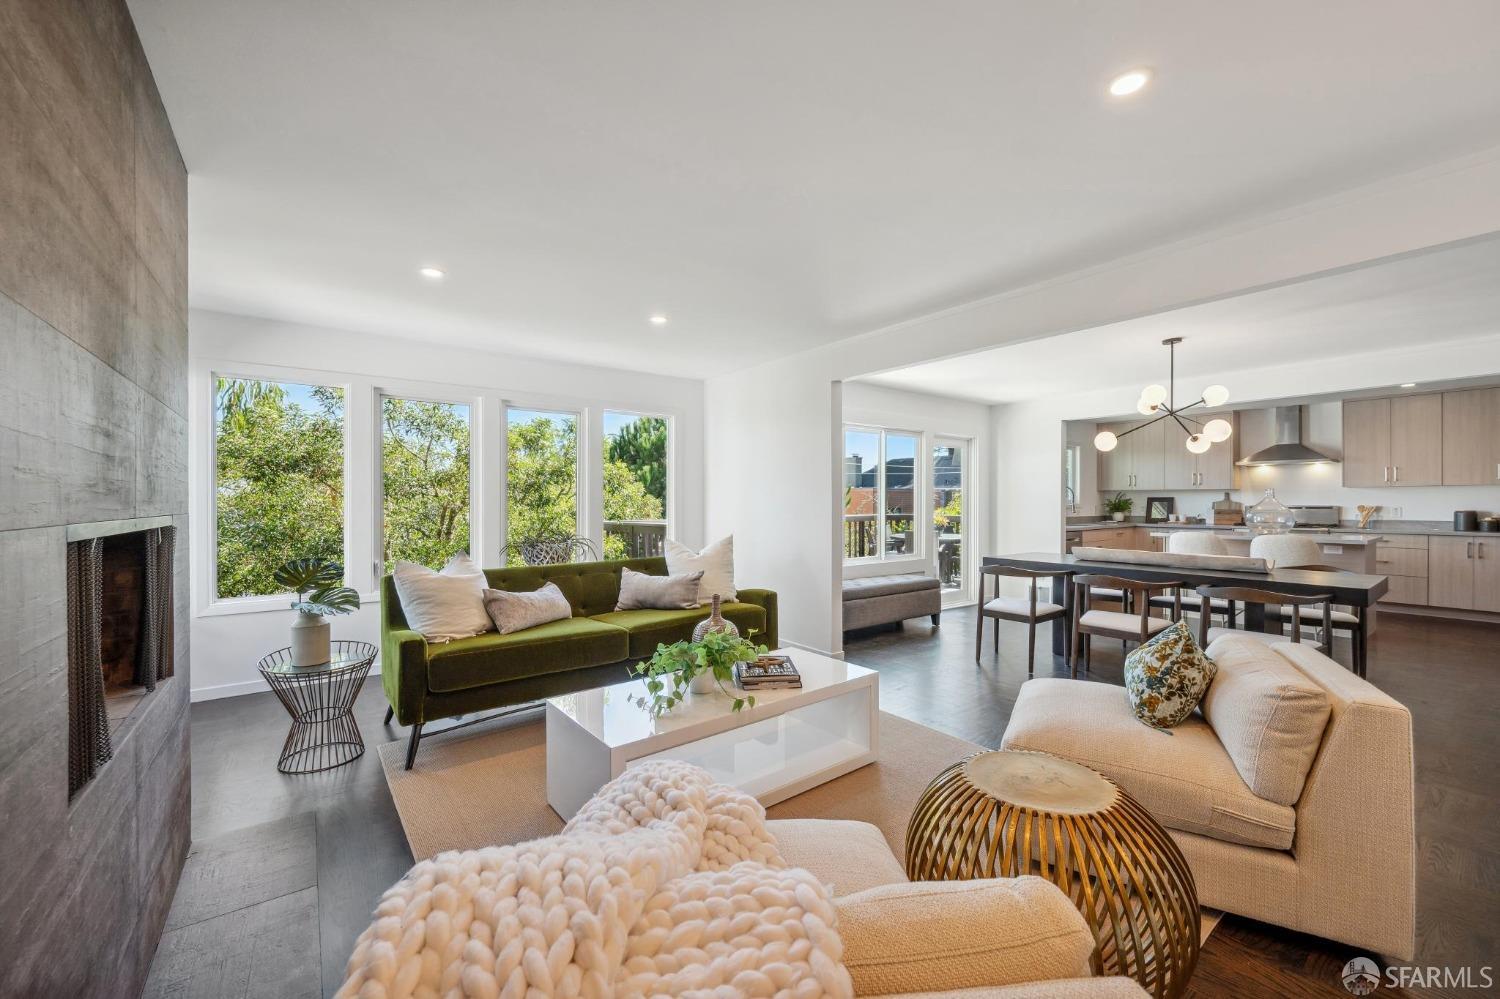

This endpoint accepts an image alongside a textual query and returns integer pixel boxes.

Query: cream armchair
[1000,634,1415,960]
[766,818,1148,998]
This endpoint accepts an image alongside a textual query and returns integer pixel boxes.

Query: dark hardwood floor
[146,606,1497,998]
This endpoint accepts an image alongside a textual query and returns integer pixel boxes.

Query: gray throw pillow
[482,582,573,634]
[615,567,704,610]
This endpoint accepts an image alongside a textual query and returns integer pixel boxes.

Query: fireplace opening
[66,520,176,798]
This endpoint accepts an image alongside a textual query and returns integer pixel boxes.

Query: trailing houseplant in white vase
[632,629,767,716]
[274,558,361,667]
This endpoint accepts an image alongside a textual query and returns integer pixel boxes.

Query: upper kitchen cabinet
[1098,418,1165,490]
[1164,411,1237,489]
[1442,387,1500,486]
[1342,394,1442,486]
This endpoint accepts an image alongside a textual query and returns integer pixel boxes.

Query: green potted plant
[1105,492,1133,523]
[274,559,361,666]
[632,629,768,716]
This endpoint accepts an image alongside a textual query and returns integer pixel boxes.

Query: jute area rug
[376,709,1220,944]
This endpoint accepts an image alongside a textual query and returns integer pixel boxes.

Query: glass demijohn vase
[1245,489,1295,535]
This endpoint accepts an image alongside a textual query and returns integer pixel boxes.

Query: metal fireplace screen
[66,526,175,798]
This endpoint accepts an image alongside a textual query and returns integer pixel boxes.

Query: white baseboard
[191,665,383,702]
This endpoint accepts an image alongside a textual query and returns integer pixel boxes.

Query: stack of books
[734,654,802,691]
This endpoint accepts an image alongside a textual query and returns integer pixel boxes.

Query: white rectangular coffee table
[545,648,878,819]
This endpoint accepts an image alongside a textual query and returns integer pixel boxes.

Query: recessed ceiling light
[649,315,669,326]
[1108,68,1152,97]
[419,266,445,279]
[1400,382,1417,388]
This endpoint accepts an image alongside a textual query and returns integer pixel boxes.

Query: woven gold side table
[906,750,1198,999]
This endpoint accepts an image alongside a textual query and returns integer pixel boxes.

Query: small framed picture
[1146,497,1175,523]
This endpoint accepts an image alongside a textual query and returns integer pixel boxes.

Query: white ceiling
[129,1,1500,378]
[856,237,1500,403]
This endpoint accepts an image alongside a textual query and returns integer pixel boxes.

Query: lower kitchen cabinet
[1428,537,1500,612]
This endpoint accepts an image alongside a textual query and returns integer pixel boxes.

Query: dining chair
[1069,575,1182,678]
[1195,585,1333,651]
[1264,564,1366,674]
[1149,532,1237,626]
[976,565,1072,674]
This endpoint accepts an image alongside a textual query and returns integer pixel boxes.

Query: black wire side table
[257,641,378,774]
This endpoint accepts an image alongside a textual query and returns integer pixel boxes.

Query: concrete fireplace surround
[0,1,190,995]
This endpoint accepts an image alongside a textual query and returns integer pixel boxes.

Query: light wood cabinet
[1342,392,1449,486]
[1389,395,1443,485]
[1442,387,1500,486]
[1130,419,1166,491]
[1097,420,1165,491]
[1428,538,1471,609]
[1428,537,1500,611]
[1162,411,1237,489]
[1475,539,1500,614]
[1097,422,1133,491]
[1342,398,1392,487]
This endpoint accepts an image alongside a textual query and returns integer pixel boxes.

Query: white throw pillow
[665,536,735,604]
[615,567,703,611]
[483,582,573,634]
[391,554,491,643]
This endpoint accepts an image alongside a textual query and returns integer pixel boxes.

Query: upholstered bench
[842,573,941,632]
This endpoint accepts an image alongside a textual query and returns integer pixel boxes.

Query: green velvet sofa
[380,556,778,767]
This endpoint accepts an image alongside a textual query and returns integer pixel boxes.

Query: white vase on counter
[1111,512,1126,522]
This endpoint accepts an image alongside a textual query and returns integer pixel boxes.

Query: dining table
[981,551,1388,676]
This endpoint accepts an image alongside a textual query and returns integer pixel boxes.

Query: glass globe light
[1141,384,1169,406]
[1203,417,1233,442]
[1185,433,1211,454]
[1202,385,1230,408]
[1136,397,1158,415]
[1094,430,1119,452]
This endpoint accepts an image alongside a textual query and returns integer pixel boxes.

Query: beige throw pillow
[483,582,573,634]
[391,554,491,643]
[665,535,735,604]
[1202,634,1332,806]
[834,877,1095,995]
[615,567,703,611]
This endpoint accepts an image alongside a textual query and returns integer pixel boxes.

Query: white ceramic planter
[688,670,717,695]
[291,611,331,666]
[1111,512,1126,522]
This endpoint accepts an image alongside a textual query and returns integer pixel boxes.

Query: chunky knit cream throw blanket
[337,761,855,998]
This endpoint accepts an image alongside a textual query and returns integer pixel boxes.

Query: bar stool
[976,565,1073,675]
[1265,564,1366,674]
[1195,585,1333,650]
[1070,575,1182,677]
[1149,532,1238,626]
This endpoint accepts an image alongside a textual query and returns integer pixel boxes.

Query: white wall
[840,383,992,601]
[704,153,1500,656]
[188,309,706,700]
[1108,401,1500,522]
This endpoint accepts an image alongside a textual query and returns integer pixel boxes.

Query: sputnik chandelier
[1094,337,1232,455]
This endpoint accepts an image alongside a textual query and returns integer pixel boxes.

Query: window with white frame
[214,376,345,598]
[505,407,581,565]
[380,396,472,572]
[843,426,921,562]
[602,411,668,559]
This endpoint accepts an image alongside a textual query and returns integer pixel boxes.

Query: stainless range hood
[1237,406,1339,466]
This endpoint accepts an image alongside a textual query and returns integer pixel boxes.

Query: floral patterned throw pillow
[1124,620,1218,730]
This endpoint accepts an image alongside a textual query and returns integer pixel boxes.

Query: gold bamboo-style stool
[906,750,1199,999]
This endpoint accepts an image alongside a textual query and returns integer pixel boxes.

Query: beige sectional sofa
[1001,633,1415,960]
[768,817,1149,997]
